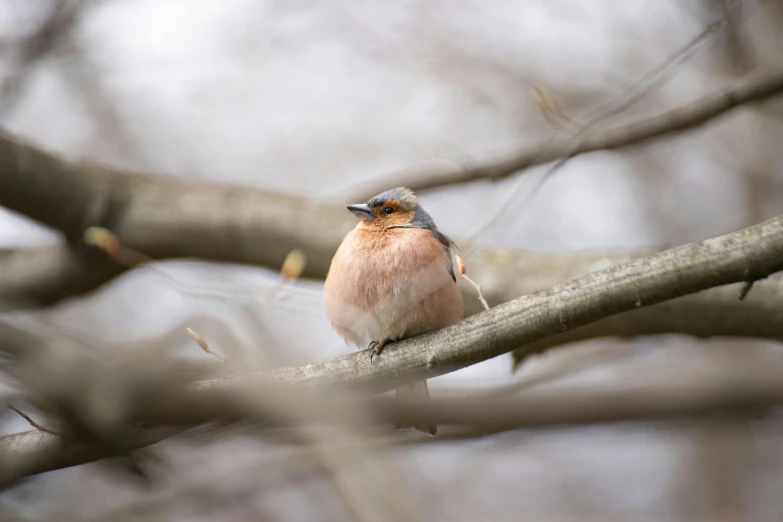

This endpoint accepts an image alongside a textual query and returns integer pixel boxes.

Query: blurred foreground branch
[2,363,782,490]
[1,212,782,486]
[355,68,783,197]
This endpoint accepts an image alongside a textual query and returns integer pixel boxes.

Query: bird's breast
[323,227,459,345]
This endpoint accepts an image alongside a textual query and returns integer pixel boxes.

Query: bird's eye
[383,206,395,215]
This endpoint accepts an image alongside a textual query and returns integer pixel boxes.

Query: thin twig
[186,328,234,373]
[9,406,60,436]
[455,255,489,310]
[84,226,292,307]
[83,226,152,267]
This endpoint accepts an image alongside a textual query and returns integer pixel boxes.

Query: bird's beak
[347,203,374,221]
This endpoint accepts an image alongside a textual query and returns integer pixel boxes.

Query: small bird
[323,187,463,435]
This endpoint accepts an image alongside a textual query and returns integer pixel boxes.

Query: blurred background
[1,0,783,520]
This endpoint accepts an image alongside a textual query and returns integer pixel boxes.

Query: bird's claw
[369,341,385,364]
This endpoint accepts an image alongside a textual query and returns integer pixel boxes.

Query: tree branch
[1,212,780,486]
[2,375,780,489]
[512,276,783,369]
[456,247,783,368]
[0,131,353,285]
[0,245,122,311]
[352,68,783,197]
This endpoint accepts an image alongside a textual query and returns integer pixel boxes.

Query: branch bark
[459,247,783,368]
[351,68,783,198]
[512,276,783,369]
[0,246,122,311]
[1,211,780,486]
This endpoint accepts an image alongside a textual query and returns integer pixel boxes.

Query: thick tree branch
[456,247,783,368]
[0,131,352,279]
[353,68,783,197]
[0,127,352,309]
[512,276,783,369]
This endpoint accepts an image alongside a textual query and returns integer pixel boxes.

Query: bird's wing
[428,228,457,281]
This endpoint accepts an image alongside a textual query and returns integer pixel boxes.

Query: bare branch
[9,406,60,436]
[0,130,352,284]
[512,273,783,369]
[455,254,490,311]
[186,328,233,373]
[3,365,783,489]
[0,245,122,311]
[354,68,783,197]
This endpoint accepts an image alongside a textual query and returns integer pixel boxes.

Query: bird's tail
[394,379,437,436]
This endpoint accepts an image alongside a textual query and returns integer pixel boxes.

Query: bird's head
[347,187,434,231]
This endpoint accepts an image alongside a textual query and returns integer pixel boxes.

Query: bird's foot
[369,340,387,364]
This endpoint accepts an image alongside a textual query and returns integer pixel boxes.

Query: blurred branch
[0,426,181,490]
[52,374,783,521]
[0,130,351,291]
[0,245,123,311]
[9,406,59,435]
[354,68,783,197]
[3,362,783,490]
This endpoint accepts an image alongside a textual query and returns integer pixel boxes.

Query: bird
[323,187,463,435]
